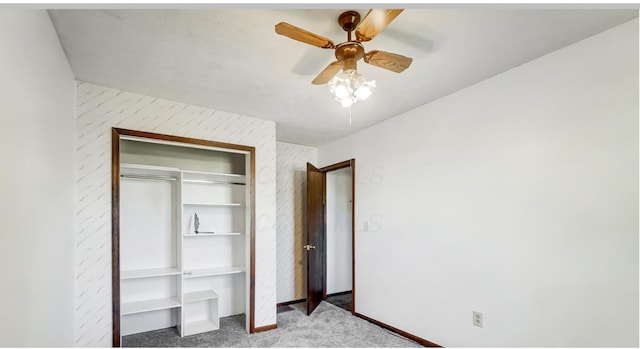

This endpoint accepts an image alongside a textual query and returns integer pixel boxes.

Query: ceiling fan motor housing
[335,42,365,71]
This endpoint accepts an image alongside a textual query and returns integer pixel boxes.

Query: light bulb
[340,96,354,108]
[334,84,350,98]
[355,80,376,101]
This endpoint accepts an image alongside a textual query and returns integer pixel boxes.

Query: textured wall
[275,142,317,303]
[74,81,277,346]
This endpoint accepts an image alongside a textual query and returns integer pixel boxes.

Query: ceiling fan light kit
[328,69,376,108]
[275,9,413,108]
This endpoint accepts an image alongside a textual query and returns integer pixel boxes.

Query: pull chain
[349,106,353,157]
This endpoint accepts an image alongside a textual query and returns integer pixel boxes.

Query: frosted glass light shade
[340,96,354,108]
[354,80,375,101]
[327,69,375,108]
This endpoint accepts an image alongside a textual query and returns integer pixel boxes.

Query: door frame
[318,159,356,314]
[111,128,257,346]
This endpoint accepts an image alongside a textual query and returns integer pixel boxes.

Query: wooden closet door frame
[318,159,356,313]
[111,128,257,347]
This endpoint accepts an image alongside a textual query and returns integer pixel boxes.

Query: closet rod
[120,174,177,181]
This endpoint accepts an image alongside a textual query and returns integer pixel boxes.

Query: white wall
[326,167,353,294]
[275,142,317,303]
[0,10,76,347]
[318,19,638,347]
[74,82,277,346]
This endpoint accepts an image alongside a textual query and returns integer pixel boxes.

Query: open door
[306,162,325,315]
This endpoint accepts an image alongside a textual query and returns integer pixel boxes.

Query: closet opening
[111,128,256,347]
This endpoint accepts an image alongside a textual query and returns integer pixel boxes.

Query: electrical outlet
[363,221,369,231]
[473,311,483,327]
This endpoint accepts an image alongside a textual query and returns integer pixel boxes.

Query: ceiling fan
[275,9,413,85]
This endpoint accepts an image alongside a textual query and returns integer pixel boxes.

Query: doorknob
[303,244,316,251]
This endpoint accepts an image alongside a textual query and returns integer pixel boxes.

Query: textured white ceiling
[48,8,637,147]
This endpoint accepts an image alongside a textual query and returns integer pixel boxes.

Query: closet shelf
[183,202,244,207]
[183,179,245,186]
[182,169,246,184]
[183,266,245,278]
[183,232,243,237]
[120,164,246,184]
[121,297,181,315]
[184,290,219,303]
[121,267,181,280]
[120,163,181,177]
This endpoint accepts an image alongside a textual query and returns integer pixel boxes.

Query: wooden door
[306,162,325,315]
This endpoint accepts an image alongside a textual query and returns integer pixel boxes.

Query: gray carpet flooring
[325,292,352,312]
[123,301,422,347]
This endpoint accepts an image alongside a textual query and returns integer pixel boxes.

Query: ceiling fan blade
[355,9,404,42]
[275,22,335,49]
[312,61,343,85]
[364,50,413,73]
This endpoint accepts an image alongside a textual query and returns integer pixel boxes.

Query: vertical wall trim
[350,158,356,314]
[249,147,256,333]
[111,129,121,347]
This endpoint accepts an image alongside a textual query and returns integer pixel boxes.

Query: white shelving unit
[183,266,246,278]
[118,137,251,341]
[183,202,244,207]
[183,290,220,335]
[120,163,181,178]
[121,267,181,280]
[184,290,219,303]
[183,232,243,237]
[121,297,182,315]
[182,169,246,184]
